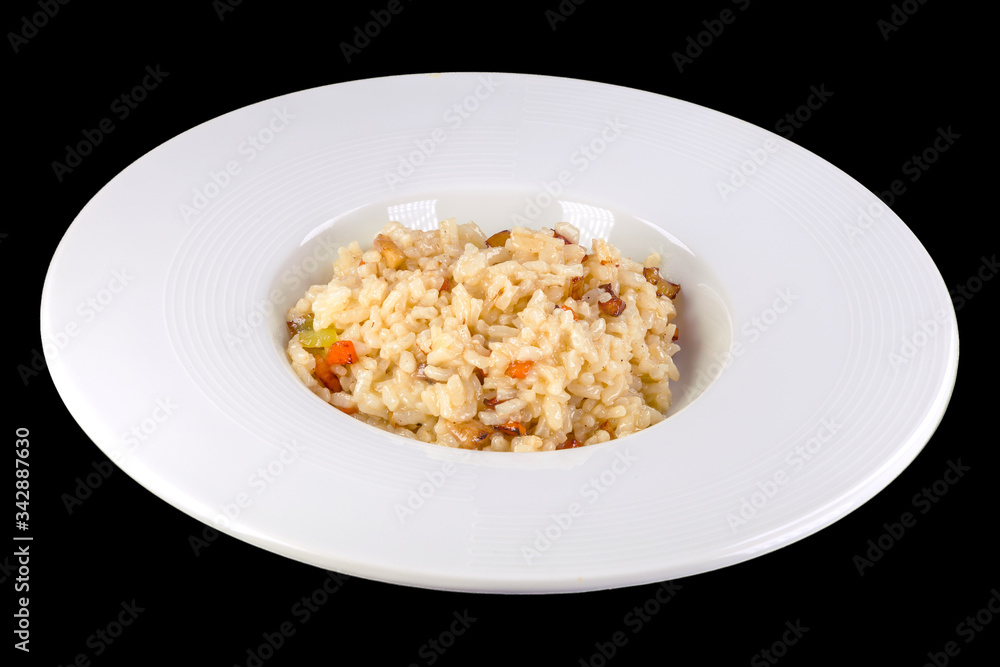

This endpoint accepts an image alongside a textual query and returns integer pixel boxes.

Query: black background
[6,1,995,665]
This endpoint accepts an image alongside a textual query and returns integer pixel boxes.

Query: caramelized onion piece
[495,421,527,437]
[597,284,626,316]
[557,437,584,450]
[485,230,511,248]
[483,394,507,407]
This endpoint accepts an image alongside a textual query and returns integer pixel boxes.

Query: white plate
[41,72,958,593]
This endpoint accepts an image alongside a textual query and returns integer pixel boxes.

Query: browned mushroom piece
[446,420,493,449]
[642,267,681,299]
[485,230,512,248]
[597,284,626,316]
[374,234,405,269]
[570,276,585,300]
[286,315,308,337]
[552,230,572,244]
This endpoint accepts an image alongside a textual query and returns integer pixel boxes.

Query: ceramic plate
[40,72,958,593]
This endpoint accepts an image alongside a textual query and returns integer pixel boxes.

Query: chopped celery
[298,322,339,348]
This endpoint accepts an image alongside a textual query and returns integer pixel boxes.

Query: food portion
[285,219,681,452]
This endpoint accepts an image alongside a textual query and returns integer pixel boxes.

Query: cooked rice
[285,219,680,452]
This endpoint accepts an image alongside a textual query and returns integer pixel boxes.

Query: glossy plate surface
[41,72,958,593]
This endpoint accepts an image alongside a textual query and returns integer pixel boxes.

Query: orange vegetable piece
[505,360,534,379]
[327,340,358,365]
[495,421,527,436]
[557,437,584,450]
[312,354,342,392]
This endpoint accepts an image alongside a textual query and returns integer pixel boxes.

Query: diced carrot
[326,340,358,365]
[505,360,534,379]
[312,354,342,392]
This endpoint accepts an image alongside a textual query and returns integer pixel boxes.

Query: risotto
[285,219,680,452]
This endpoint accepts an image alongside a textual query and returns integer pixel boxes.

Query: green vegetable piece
[298,323,339,348]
